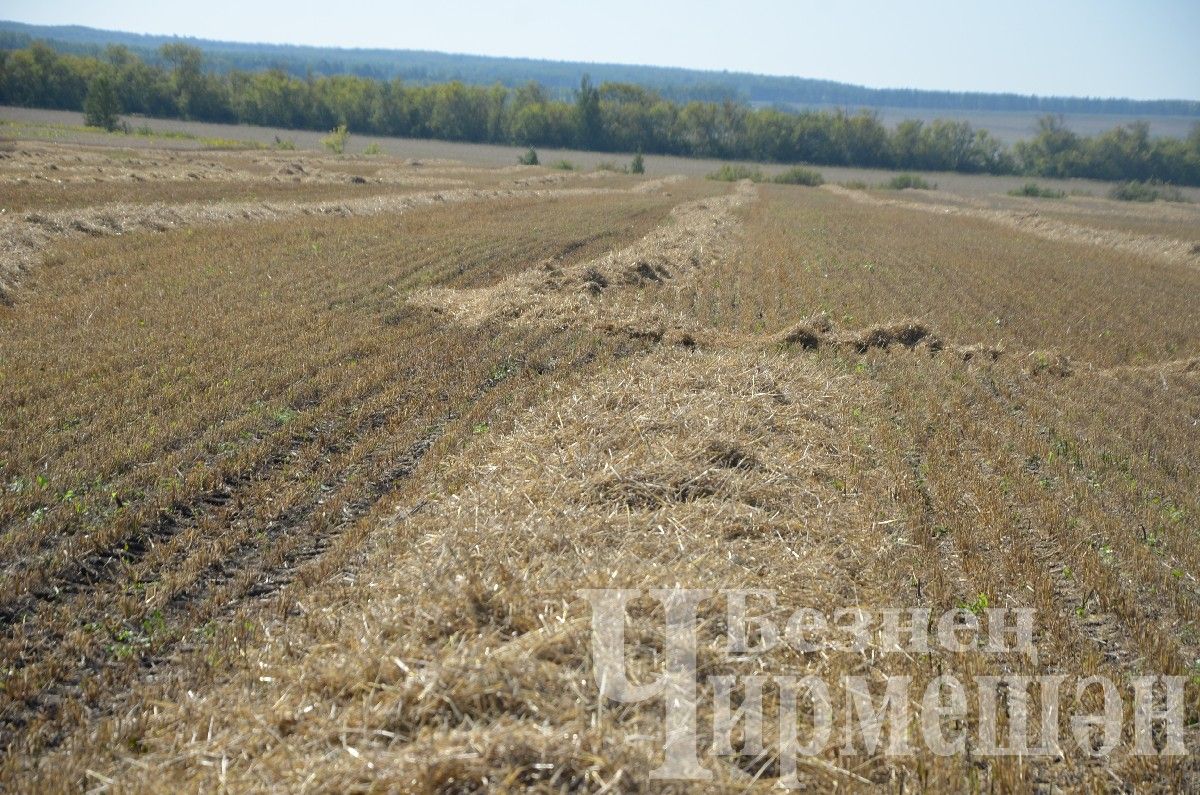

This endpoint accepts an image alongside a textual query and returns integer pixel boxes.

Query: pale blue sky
[3,1,1198,100]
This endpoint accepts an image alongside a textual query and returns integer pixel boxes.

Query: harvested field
[825,184,1200,269]
[1,136,1198,792]
[665,183,1200,365]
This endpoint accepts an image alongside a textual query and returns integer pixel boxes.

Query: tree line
[2,42,1199,185]
[5,21,1199,116]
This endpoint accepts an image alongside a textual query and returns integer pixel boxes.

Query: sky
[3,0,1198,100]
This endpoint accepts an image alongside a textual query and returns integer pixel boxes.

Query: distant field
[8,105,1200,202]
[1,131,1198,791]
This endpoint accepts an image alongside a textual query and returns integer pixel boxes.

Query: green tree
[1015,115,1081,177]
[84,71,120,131]
[159,43,202,118]
[574,74,603,149]
[630,151,645,174]
[158,43,231,121]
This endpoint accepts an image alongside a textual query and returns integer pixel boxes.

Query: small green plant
[142,610,166,638]
[472,422,490,434]
[490,361,516,382]
[107,629,139,660]
[363,142,383,156]
[840,180,869,190]
[273,135,296,151]
[630,151,645,174]
[322,124,349,155]
[707,164,764,182]
[959,593,990,615]
[771,166,824,186]
[1008,182,1066,199]
[1161,502,1186,523]
[550,159,575,170]
[518,147,539,166]
[882,173,934,190]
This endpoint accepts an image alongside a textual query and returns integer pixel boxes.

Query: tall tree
[83,71,120,131]
[574,74,602,149]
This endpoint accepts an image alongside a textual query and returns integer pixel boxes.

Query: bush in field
[363,142,383,155]
[708,164,764,182]
[273,135,296,150]
[840,180,869,190]
[772,166,823,186]
[83,72,121,131]
[550,159,575,170]
[322,124,349,154]
[1009,182,1066,198]
[518,147,539,165]
[1108,180,1189,203]
[882,173,934,190]
[631,151,645,174]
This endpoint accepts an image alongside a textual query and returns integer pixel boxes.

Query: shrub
[840,180,869,190]
[322,124,349,155]
[83,73,121,132]
[1108,180,1189,203]
[596,161,626,173]
[882,173,934,190]
[518,147,539,166]
[708,164,764,182]
[273,135,296,151]
[550,159,575,170]
[771,166,824,186]
[631,152,645,174]
[363,142,383,156]
[1008,182,1066,199]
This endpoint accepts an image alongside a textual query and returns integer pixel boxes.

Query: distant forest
[3,20,1200,115]
[2,38,1200,185]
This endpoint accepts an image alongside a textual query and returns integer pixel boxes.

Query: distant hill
[2,19,1198,116]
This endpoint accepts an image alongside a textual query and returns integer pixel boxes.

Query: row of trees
[3,42,1199,184]
[7,24,1198,115]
